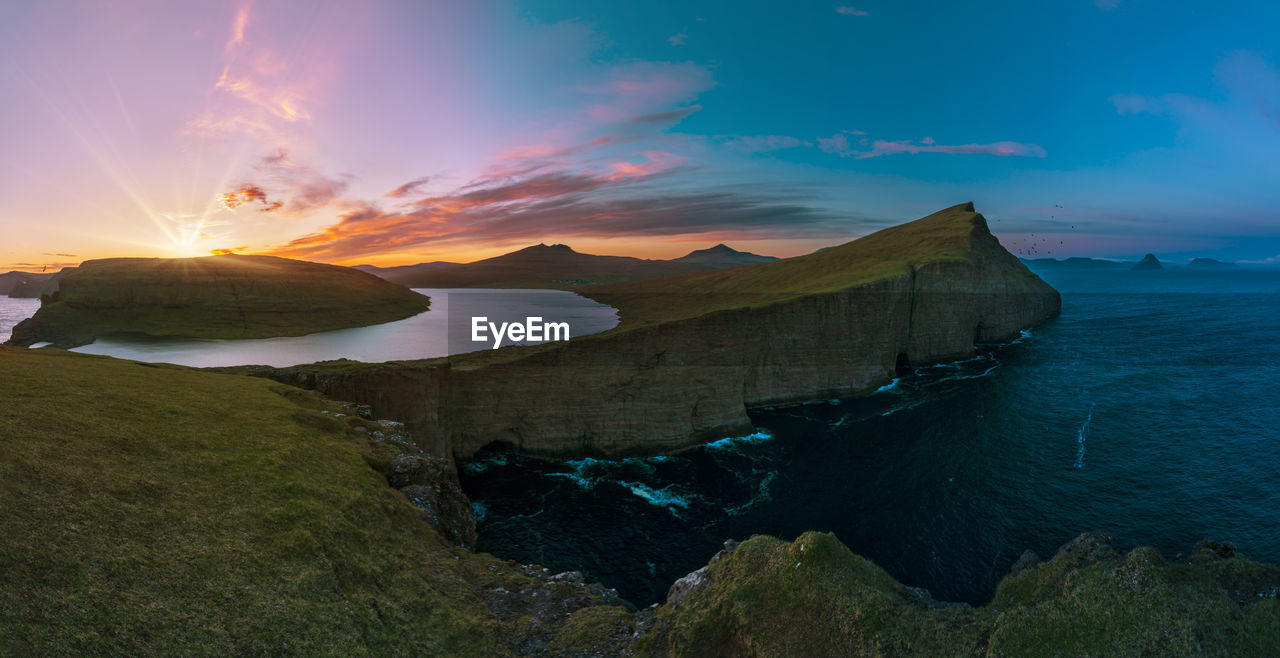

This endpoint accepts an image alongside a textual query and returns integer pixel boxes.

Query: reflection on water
[67,289,618,367]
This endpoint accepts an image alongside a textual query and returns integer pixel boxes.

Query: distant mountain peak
[673,243,778,267]
[1132,253,1164,271]
[1186,257,1237,269]
[523,243,578,254]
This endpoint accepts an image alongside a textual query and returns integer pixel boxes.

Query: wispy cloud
[1094,0,1120,10]
[185,3,344,142]
[628,105,702,125]
[220,151,349,216]
[266,138,836,262]
[668,32,688,45]
[225,2,251,53]
[819,132,1046,158]
[719,135,814,153]
[385,177,432,198]
[835,7,869,16]
[582,61,715,123]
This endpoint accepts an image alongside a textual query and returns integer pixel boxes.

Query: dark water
[460,268,1280,607]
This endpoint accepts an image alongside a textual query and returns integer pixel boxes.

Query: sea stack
[1132,253,1164,270]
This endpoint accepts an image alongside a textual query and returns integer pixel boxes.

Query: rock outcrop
[637,530,1280,656]
[242,203,1060,459]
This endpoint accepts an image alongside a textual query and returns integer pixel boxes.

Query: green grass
[0,346,562,655]
[8,255,430,348]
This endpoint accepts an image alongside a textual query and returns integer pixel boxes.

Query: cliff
[5,347,1277,656]
[0,270,54,297]
[242,203,1060,459]
[5,254,430,348]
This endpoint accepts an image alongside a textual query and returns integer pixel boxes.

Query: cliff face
[254,204,1059,459]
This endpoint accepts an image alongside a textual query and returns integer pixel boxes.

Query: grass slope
[7,255,430,348]
[584,202,1040,328]
[0,346,623,655]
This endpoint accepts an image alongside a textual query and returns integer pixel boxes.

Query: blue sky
[2,0,1278,267]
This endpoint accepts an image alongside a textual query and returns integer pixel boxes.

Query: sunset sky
[3,0,1280,271]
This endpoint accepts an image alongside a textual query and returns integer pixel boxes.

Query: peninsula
[245,203,1061,458]
[5,254,430,348]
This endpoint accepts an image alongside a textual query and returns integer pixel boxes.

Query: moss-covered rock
[645,531,1280,656]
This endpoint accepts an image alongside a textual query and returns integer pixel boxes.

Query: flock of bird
[1005,203,1076,257]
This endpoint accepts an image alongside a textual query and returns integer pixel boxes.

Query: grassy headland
[0,346,625,654]
[584,201,1039,327]
[5,255,430,348]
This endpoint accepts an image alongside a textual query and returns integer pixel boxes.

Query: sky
[2,0,1280,270]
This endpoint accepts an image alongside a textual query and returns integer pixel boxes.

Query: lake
[1,289,618,367]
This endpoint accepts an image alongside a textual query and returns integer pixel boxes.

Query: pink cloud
[604,151,688,181]
[266,141,827,262]
[835,7,869,16]
[385,176,432,198]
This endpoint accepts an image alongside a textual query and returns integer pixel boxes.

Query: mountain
[1132,253,1164,270]
[351,261,459,282]
[6,255,430,348]
[379,243,705,288]
[671,243,778,268]
[1021,257,1131,270]
[0,270,54,297]
[1186,257,1238,269]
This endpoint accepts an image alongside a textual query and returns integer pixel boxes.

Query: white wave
[620,481,691,513]
[873,378,901,394]
[706,430,774,450]
[1075,403,1095,469]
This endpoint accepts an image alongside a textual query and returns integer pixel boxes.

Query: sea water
[460,268,1280,606]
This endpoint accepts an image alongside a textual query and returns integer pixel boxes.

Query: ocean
[459,267,1280,606]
